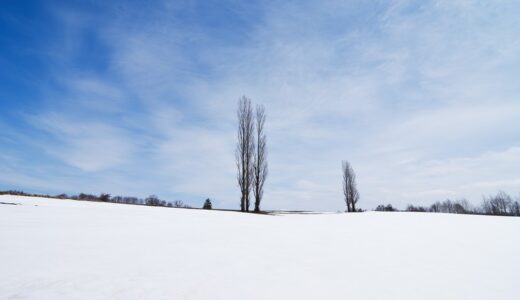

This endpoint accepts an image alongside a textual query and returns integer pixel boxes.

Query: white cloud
[31,114,136,172]
[358,147,520,208]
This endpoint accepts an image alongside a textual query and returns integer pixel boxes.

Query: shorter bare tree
[342,160,359,212]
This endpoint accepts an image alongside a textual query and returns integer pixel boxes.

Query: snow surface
[1,195,519,300]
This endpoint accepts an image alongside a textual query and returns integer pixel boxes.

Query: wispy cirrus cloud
[29,113,135,172]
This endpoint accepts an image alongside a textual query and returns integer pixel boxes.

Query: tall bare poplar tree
[342,160,359,212]
[253,104,268,212]
[236,96,255,212]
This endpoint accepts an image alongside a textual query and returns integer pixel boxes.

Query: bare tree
[511,200,520,216]
[236,96,255,212]
[253,104,268,212]
[342,160,359,212]
[145,195,161,206]
[482,191,513,215]
[173,200,191,208]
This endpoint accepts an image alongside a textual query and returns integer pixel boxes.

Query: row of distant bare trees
[236,96,268,212]
[398,191,520,216]
[0,190,192,208]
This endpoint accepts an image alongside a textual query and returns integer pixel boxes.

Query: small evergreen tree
[203,198,212,209]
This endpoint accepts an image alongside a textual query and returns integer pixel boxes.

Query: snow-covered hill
[1,195,519,299]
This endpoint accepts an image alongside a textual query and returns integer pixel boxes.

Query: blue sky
[1,0,520,211]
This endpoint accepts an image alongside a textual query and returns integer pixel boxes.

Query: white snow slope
[1,195,519,300]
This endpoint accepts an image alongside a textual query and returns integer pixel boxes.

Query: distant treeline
[375,191,520,217]
[0,190,192,209]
